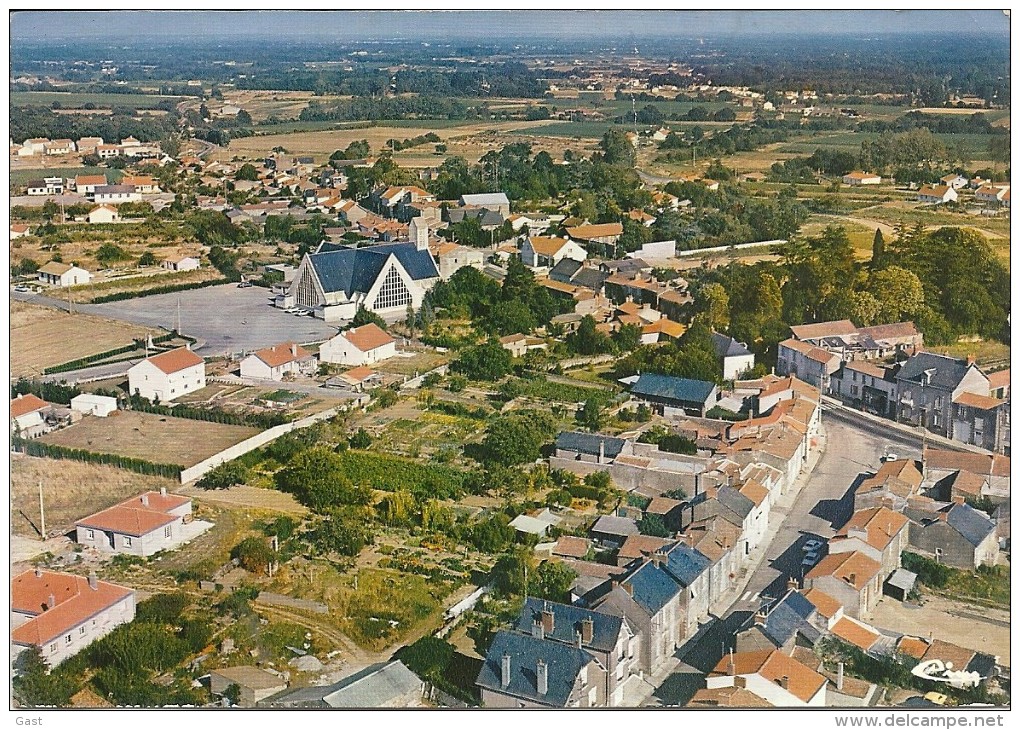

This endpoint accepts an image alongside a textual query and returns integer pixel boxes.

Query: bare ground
[11,454,181,538]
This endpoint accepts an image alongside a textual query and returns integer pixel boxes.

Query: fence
[675,239,786,257]
[255,592,328,614]
[179,406,345,484]
[400,364,449,390]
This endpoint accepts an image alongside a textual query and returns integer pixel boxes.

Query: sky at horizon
[10,10,1010,42]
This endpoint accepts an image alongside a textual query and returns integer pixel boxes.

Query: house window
[934,547,943,562]
[79,626,86,636]
[123,536,132,547]
[50,643,57,653]
[65,634,72,644]
[165,526,172,538]
[588,688,597,706]
[934,396,943,409]
[579,666,588,686]
[86,529,94,540]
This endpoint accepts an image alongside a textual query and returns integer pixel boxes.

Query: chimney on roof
[778,675,790,690]
[88,571,98,591]
[581,617,594,644]
[733,675,747,689]
[34,567,42,578]
[727,650,736,676]
[140,494,149,506]
[953,495,965,506]
[160,487,168,498]
[532,618,545,640]
[536,660,548,696]
[575,631,583,649]
[541,607,555,635]
[501,654,511,688]
[846,572,856,585]
[837,661,845,692]
[967,354,976,366]
[291,343,298,357]
[753,610,767,628]
[46,593,56,610]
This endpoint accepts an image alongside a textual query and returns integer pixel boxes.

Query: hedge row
[43,332,180,374]
[90,278,230,303]
[15,438,182,479]
[130,401,289,429]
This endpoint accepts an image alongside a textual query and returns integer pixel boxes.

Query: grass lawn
[372,411,486,457]
[38,410,259,468]
[940,565,1010,609]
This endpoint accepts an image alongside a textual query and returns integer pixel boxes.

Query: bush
[91,277,230,303]
[135,593,189,624]
[902,551,954,588]
[348,427,373,449]
[231,536,274,575]
[197,460,250,489]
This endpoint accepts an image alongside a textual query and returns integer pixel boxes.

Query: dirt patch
[178,484,309,516]
[11,453,180,538]
[38,410,260,467]
[869,594,1010,667]
[11,300,154,377]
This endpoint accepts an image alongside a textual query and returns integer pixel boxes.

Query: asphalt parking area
[89,283,340,356]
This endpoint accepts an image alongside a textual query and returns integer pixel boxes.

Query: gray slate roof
[549,257,584,282]
[662,542,712,587]
[460,192,510,207]
[477,630,593,707]
[943,503,996,546]
[896,352,974,391]
[885,568,918,592]
[631,373,716,406]
[712,332,753,358]
[571,268,609,291]
[307,241,439,296]
[716,485,756,520]
[758,590,822,647]
[322,661,423,708]
[515,598,623,653]
[555,431,626,459]
[448,207,504,227]
[622,561,682,616]
[590,514,640,538]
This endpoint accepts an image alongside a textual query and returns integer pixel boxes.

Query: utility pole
[38,480,46,540]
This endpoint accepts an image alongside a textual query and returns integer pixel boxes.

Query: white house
[917,184,957,204]
[11,569,135,667]
[520,235,587,269]
[20,138,50,155]
[975,184,1009,205]
[842,171,881,186]
[286,218,440,322]
[319,323,397,366]
[37,262,92,287]
[10,223,31,240]
[95,144,122,159]
[940,173,969,190]
[70,393,118,418]
[459,192,511,216]
[162,256,201,272]
[11,393,51,438]
[93,185,140,204]
[127,347,206,402]
[75,490,200,557]
[712,333,756,380]
[87,204,120,225]
[707,649,827,707]
[240,342,315,381]
[44,139,75,155]
[74,174,108,197]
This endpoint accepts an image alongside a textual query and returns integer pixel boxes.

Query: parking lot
[87,283,340,356]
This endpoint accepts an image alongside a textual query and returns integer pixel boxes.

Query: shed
[70,393,118,418]
[883,568,918,602]
[210,665,288,707]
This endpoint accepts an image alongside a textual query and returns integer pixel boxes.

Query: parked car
[881,452,899,463]
[802,551,820,568]
[14,285,30,293]
[237,281,253,288]
[802,539,823,553]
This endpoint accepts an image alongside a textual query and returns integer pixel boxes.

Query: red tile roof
[11,393,49,419]
[566,222,624,240]
[146,347,204,374]
[789,320,857,341]
[339,365,378,384]
[806,551,881,589]
[710,649,826,704]
[342,323,395,352]
[987,368,1009,391]
[952,392,1005,410]
[11,569,133,647]
[832,507,909,551]
[252,342,311,368]
[76,491,189,537]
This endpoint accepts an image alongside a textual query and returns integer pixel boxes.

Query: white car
[802,551,821,568]
[881,452,899,463]
[14,285,30,293]
[801,539,823,553]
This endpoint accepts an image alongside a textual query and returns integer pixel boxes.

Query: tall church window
[373,266,412,310]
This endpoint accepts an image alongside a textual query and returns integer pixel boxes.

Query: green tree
[12,648,79,707]
[197,460,250,489]
[871,228,886,269]
[697,282,731,331]
[275,447,371,511]
[492,548,534,597]
[579,397,606,432]
[567,314,612,355]
[396,637,454,686]
[348,427,373,449]
[528,561,578,603]
[231,536,274,574]
[138,251,157,267]
[614,323,643,353]
[482,411,555,466]
[637,513,670,537]
[350,306,387,331]
[471,513,515,553]
[314,508,373,557]
[235,163,259,181]
[867,266,925,323]
[451,340,513,381]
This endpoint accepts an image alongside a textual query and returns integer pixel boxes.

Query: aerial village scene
[6,10,1012,712]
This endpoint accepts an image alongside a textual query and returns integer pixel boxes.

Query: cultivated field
[10,91,187,108]
[217,119,569,166]
[11,454,180,538]
[10,301,153,377]
[38,410,260,467]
